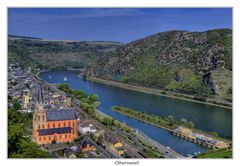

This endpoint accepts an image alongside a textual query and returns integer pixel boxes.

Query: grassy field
[197,150,232,158]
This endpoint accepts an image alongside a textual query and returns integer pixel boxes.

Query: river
[39,70,232,157]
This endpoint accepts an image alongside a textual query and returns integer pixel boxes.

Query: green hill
[8,35,123,71]
[89,29,232,102]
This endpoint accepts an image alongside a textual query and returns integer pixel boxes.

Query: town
[8,63,184,158]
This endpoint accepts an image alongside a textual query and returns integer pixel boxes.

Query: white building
[78,123,97,134]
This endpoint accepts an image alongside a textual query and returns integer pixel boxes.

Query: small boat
[64,77,67,81]
[48,75,52,79]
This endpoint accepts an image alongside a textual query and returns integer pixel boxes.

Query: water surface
[39,70,232,156]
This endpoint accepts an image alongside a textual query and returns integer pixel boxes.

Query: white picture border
[1,0,239,166]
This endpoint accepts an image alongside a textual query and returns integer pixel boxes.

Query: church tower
[33,85,46,141]
[32,85,78,145]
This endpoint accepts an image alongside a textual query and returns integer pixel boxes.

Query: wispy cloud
[9,8,145,24]
[66,8,145,18]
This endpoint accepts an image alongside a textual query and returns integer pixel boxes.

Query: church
[33,86,78,145]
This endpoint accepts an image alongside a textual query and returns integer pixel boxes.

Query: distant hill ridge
[8,34,123,44]
[8,35,42,40]
[8,35,123,70]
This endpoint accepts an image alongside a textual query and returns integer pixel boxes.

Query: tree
[166,115,174,126]
[8,95,13,101]
[74,138,80,142]
[11,140,50,158]
[123,125,131,133]
[87,107,96,117]
[73,90,86,100]
[113,120,121,128]
[57,83,72,94]
[92,101,99,108]
[209,132,219,137]
[81,97,89,103]
[187,121,195,128]
[95,115,101,122]
[102,117,112,126]
[8,108,21,124]
[180,118,188,126]
[13,100,21,111]
[8,108,50,158]
[88,94,99,104]
[57,83,70,90]
[81,102,89,111]
[8,124,24,155]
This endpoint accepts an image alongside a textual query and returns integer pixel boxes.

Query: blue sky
[8,8,232,43]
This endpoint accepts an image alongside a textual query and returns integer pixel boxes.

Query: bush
[74,138,80,142]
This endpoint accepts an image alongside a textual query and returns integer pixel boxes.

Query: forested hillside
[89,29,232,102]
[8,35,123,71]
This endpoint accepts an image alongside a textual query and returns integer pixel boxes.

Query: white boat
[48,75,52,79]
[64,77,67,81]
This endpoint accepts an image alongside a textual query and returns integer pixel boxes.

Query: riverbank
[88,77,232,110]
[112,106,174,132]
[36,69,50,79]
[196,149,232,158]
[111,106,231,144]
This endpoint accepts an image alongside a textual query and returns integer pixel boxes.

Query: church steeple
[37,85,44,111]
[33,84,47,139]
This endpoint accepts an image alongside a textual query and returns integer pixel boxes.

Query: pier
[173,127,229,150]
